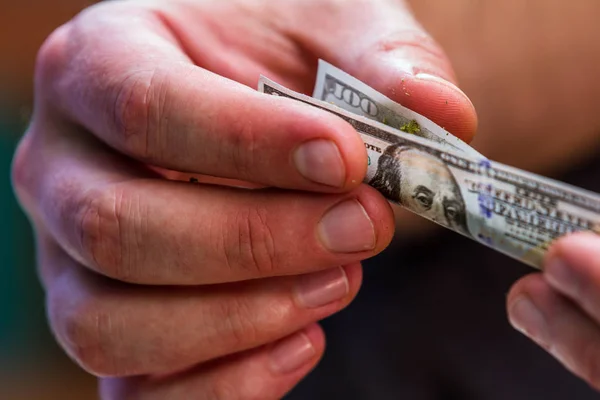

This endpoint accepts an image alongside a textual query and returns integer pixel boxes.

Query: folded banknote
[258,63,600,269]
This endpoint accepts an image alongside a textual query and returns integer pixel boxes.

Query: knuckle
[49,283,121,376]
[77,186,143,282]
[218,296,260,349]
[111,68,168,161]
[112,70,153,154]
[11,133,34,207]
[35,24,71,89]
[223,206,277,277]
[227,118,257,181]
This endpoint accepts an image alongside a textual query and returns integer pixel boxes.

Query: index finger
[37,3,368,192]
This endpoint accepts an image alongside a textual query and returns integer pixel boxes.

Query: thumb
[297,0,478,143]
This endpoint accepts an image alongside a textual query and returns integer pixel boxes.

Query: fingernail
[318,200,376,253]
[269,330,316,374]
[415,72,455,86]
[415,73,473,105]
[295,267,349,308]
[545,258,580,298]
[293,140,345,187]
[508,296,550,348]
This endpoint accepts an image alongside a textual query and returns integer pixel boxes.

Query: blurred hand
[508,233,600,391]
[12,0,476,398]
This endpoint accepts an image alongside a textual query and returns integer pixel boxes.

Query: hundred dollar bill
[259,76,600,269]
[313,59,483,158]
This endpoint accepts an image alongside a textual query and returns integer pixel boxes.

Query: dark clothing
[287,158,600,399]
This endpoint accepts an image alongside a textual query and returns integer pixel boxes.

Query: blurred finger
[508,274,600,390]
[37,4,367,191]
[99,324,325,400]
[543,233,600,324]
[43,236,360,376]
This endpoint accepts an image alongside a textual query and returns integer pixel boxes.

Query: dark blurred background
[3,0,600,399]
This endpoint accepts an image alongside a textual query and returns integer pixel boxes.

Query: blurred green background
[4,0,600,399]
[1,2,98,398]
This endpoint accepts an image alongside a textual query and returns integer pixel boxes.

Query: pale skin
[10,0,600,397]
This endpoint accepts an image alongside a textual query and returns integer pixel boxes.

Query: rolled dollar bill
[258,76,600,269]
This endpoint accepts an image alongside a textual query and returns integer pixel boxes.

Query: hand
[508,233,600,391]
[12,0,476,398]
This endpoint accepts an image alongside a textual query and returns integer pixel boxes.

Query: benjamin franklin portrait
[370,144,470,236]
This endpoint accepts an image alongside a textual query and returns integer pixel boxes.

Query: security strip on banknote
[258,65,600,269]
